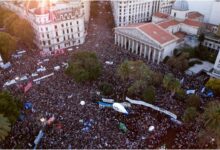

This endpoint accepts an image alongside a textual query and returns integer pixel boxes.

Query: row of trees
[0,6,35,62]
[0,91,22,141]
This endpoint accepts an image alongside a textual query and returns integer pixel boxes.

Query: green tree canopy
[0,114,11,141]
[117,60,152,82]
[202,101,220,147]
[206,78,220,95]
[163,73,181,96]
[182,107,198,123]
[66,51,102,82]
[0,32,17,62]
[166,52,189,72]
[185,94,200,109]
[0,91,22,124]
[142,86,156,104]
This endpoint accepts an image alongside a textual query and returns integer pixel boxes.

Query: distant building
[187,0,220,26]
[212,50,220,78]
[114,0,203,64]
[114,23,178,64]
[110,0,175,27]
[1,0,90,52]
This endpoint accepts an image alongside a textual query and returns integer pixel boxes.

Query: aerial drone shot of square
[0,0,220,149]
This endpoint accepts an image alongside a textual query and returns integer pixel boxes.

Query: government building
[110,0,175,27]
[1,0,90,52]
[114,0,203,64]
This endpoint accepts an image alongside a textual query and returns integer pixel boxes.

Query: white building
[111,0,174,27]
[1,0,90,52]
[114,0,203,64]
[114,23,178,64]
[187,0,220,25]
[213,50,220,78]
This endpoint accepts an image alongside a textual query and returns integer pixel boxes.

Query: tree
[150,71,163,86]
[0,32,17,62]
[66,51,102,82]
[185,95,200,109]
[13,18,35,48]
[182,107,198,123]
[117,60,152,82]
[202,101,220,147]
[117,60,153,99]
[127,80,146,97]
[166,52,189,72]
[206,78,220,96]
[99,82,113,96]
[142,86,156,104]
[0,91,22,124]
[0,114,11,141]
[0,6,12,27]
[163,73,181,97]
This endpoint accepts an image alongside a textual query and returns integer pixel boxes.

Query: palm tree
[163,73,181,97]
[0,114,11,141]
[203,101,220,147]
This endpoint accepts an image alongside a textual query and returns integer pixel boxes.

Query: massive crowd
[0,1,217,149]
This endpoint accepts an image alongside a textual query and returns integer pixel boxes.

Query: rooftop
[153,12,169,19]
[187,11,204,19]
[158,19,202,29]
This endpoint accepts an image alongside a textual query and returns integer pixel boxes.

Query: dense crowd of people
[0,1,217,149]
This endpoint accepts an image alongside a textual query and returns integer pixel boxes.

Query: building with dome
[1,0,90,52]
[171,0,189,20]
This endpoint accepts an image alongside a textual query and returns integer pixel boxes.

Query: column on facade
[122,36,124,47]
[114,34,117,45]
[157,51,162,64]
[152,48,156,63]
[135,41,139,54]
[128,39,131,51]
[124,37,127,49]
[132,40,135,53]
[144,45,147,58]
[117,34,120,46]
[139,43,143,56]
[148,46,152,62]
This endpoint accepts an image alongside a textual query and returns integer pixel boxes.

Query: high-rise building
[1,0,90,52]
[110,0,175,27]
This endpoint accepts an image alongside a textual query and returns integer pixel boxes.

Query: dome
[172,0,189,11]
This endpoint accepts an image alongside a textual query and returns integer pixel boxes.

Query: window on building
[56,32,58,36]
[48,40,51,45]
[63,30,65,34]
[64,37,66,41]
[77,27,80,31]
[57,38,59,42]
[174,12,176,17]
[58,45,60,49]
[61,24,64,27]
[78,33,80,37]
[43,41,46,45]
[76,21,79,24]
[70,22,72,25]
[67,29,69,33]
[54,25,57,29]
[46,27,48,31]
[42,34,44,38]
[47,34,49,38]
[71,28,73,32]
[66,23,68,26]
